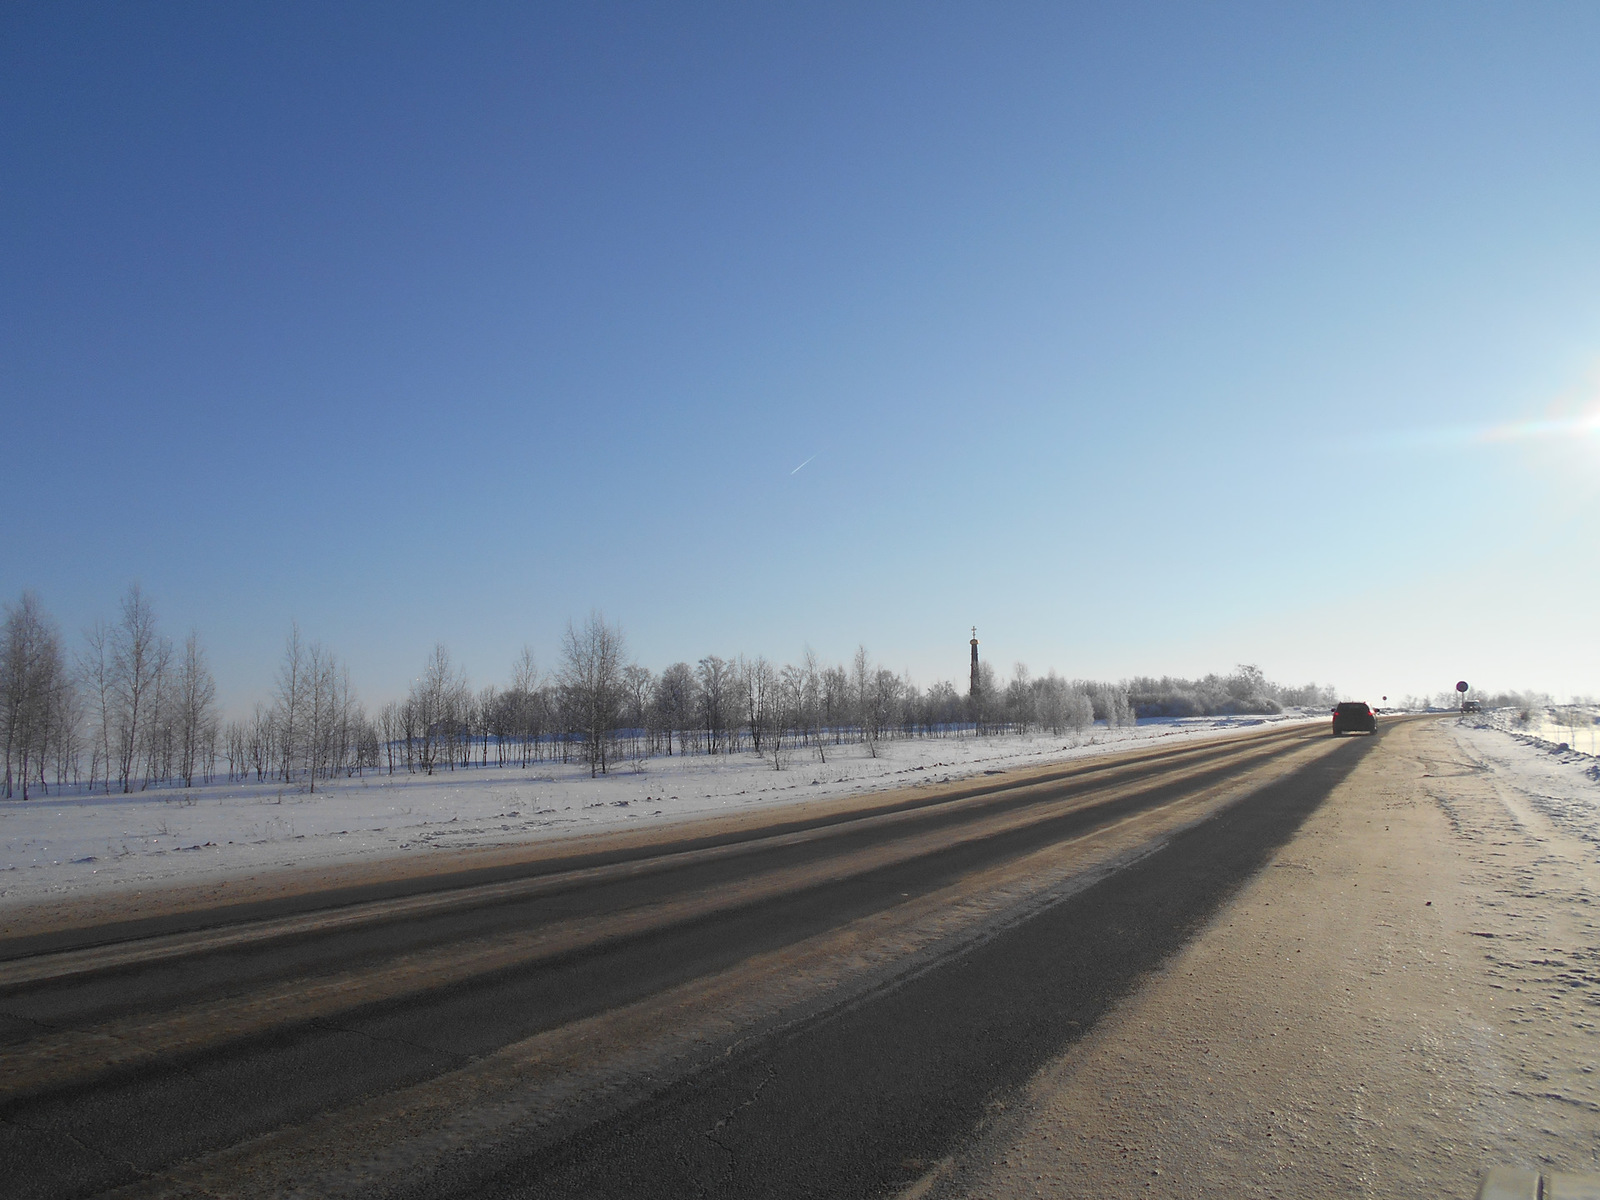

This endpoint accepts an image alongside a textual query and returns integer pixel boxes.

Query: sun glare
[1473,409,1600,446]
[1464,363,1600,461]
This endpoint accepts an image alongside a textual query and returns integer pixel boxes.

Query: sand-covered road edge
[918,717,1600,1200]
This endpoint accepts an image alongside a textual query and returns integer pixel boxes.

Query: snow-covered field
[1465,703,1600,758]
[1,713,1322,911]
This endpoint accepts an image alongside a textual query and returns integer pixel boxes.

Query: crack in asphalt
[0,1105,152,1185]
[0,1005,61,1034]
[704,1063,779,1185]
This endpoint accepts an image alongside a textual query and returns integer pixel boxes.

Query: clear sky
[4,3,1598,713]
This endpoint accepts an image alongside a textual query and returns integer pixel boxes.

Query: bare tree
[273,622,307,784]
[450,685,477,770]
[174,631,218,788]
[696,655,733,755]
[851,646,880,755]
[821,664,849,745]
[79,619,115,791]
[511,646,539,696]
[477,683,499,767]
[779,660,814,768]
[799,647,826,763]
[302,640,335,791]
[409,644,467,776]
[622,664,654,759]
[2,593,71,800]
[269,624,357,788]
[507,647,541,767]
[850,646,869,734]
[48,671,83,788]
[353,703,381,776]
[249,700,274,781]
[739,656,777,756]
[108,584,171,793]
[377,700,400,774]
[559,613,627,777]
[335,665,366,777]
[898,671,919,739]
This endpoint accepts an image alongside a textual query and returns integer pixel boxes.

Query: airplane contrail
[790,455,816,475]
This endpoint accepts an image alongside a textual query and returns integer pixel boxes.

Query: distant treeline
[1126,666,1337,718]
[1446,689,1549,711]
[3,587,1328,798]
[1385,689,1570,713]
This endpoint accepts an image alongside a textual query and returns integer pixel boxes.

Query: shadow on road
[457,732,1382,1200]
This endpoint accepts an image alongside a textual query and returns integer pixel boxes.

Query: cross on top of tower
[971,626,977,641]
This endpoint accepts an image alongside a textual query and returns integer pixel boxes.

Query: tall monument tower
[969,627,980,699]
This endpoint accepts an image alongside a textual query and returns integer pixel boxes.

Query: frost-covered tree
[1106,686,1136,728]
[922,679,962,736]
[1035,671,1067,735]
[1005,663,1035,732]
[653,662,697,756]
[1065,686,1095,738]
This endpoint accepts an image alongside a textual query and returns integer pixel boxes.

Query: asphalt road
[0,720,1392,1199]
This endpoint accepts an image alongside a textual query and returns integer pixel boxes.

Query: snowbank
[1451,710,1600,838]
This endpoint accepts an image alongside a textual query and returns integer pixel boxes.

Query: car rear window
[1336,703,1368,714]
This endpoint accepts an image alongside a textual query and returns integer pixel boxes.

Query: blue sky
[4,2,1598,712]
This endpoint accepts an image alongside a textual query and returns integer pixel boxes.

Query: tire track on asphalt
[0,723,1362,1199]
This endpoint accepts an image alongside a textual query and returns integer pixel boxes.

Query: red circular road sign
[1456,680,1469,693]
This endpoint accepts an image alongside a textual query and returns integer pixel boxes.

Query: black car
[1331,701,1377,735]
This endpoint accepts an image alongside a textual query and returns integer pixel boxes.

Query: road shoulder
[923,718,1600,1199]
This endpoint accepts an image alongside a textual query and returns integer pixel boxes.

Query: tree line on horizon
[3,587,1337,799]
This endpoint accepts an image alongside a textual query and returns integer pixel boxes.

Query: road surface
[0,719,1393,1199]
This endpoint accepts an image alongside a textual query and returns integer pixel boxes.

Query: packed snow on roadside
[0,711,1324,909]
[1452,707,1600,839]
